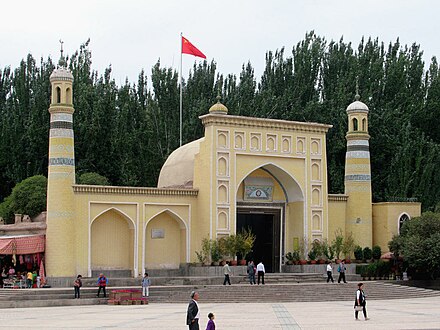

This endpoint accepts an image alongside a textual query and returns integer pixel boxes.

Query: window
[398,214,410,233]
[352,118,358,131]
[56,87,61,103]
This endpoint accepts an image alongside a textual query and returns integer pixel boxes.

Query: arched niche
[218,184,228,203]
[91,208,134,273]
[312,213,321,231]
[312,188,321,206]
[218,157,228,176]
[218,211,228,230]
[311,163,320,181]
[145,210,186,269]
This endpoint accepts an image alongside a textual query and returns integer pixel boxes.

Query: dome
[157,138,203,188]
[346,95,369,113]
[50,67,73,82]
[209,96,228,114]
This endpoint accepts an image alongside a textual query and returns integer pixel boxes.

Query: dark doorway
[237,208,281,272]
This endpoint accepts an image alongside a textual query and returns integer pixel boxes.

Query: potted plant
[194,250,206,266]
[332,228,344,262]
[342,231,356,263]
[323,239,335,261]
[224,235,238,265]
[236,227,256,265]
[354,245,363,262]
[201,237,211,266]
[363,247,373,262]
[210,239,221,266]
[372,245,382,260]
[308,249,317,264]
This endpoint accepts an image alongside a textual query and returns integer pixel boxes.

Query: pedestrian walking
[337,260,347,283]
[206,312,215,330]
[74,275,82,299]
[326,261,334,283]
[247,260,256,285]
[257,261,265,285]
[223,261,231,285]
[142,272,151,297]
[186,291,200,330]
[96,273,108,298]
[354,282,369,321]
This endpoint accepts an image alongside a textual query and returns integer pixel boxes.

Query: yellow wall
[372,202,421,252]
[327,197,347,242]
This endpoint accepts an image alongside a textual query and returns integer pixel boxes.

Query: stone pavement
[0,296,439,329]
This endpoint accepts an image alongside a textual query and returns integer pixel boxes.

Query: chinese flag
[182,36,206,59]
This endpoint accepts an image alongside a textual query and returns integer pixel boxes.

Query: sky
[1,0,439,86]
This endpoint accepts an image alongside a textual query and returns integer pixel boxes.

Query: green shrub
[354,245,363,260]
[363,247,372,261]
[77,172,110,185]
[372,245,382,260]
[0,175,47,223]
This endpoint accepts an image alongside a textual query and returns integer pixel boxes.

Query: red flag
[182,36,206,59]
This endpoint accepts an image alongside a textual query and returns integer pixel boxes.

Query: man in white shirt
[256,261,265,285]
[326,261,334,283]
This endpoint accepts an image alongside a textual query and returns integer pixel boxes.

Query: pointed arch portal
[236,163,304,273]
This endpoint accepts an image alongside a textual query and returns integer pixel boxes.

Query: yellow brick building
[45,61,420,278]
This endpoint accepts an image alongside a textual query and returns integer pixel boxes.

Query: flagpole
[179,32,183,147]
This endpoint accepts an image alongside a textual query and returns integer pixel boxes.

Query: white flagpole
[179,32,183,147]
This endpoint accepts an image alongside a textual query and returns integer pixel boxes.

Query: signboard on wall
[151,228,165,239]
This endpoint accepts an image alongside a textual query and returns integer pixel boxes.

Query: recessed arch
[90,207,135,274]
[236,162,304,203]
[145,209,188,269]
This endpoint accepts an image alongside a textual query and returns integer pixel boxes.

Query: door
[237,208,281,272]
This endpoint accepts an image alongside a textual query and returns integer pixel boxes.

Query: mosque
[45,58,420,279]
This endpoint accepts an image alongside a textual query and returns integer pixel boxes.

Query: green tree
[77,172,110,185]
[389,212,440,279]
[0,175,47,223]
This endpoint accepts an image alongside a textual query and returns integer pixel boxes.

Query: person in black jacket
[354,282,369,321]
[186,291,200,329]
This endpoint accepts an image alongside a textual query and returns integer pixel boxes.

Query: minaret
[344,91,373,249]
[45,41,76,277]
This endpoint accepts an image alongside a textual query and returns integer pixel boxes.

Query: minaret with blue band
[45,41,76,277]
[344,90,373,249]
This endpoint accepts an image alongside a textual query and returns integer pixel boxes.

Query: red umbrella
[39,259,46,287]
[380,252,394,259]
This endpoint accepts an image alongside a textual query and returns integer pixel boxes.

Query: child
[74,275,82,299]
[141,272,151,297]
[206,312,215,330]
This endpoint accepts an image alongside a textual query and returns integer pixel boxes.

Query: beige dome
[346,95,369,113]
[209,97,228,114]
[50,67,73,82]
[157,138,203,188]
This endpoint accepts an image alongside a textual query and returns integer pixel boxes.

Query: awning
[0,235,45,254]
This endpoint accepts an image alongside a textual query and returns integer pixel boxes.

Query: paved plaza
[0,296,439,329]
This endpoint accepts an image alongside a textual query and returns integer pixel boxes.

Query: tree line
[1,33,439,212]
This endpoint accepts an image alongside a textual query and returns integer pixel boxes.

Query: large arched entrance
[236,164,304,273]
[90,208,135,276]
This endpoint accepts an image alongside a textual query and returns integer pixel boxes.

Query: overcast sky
[1,0,439,85]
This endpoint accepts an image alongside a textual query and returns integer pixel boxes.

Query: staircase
[1,278,439,309]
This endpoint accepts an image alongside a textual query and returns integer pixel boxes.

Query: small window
[398,214,410,233]
[362,118,366,131]
[66,88,71,104]
[56,87,61,103]
[352,118,358,131]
